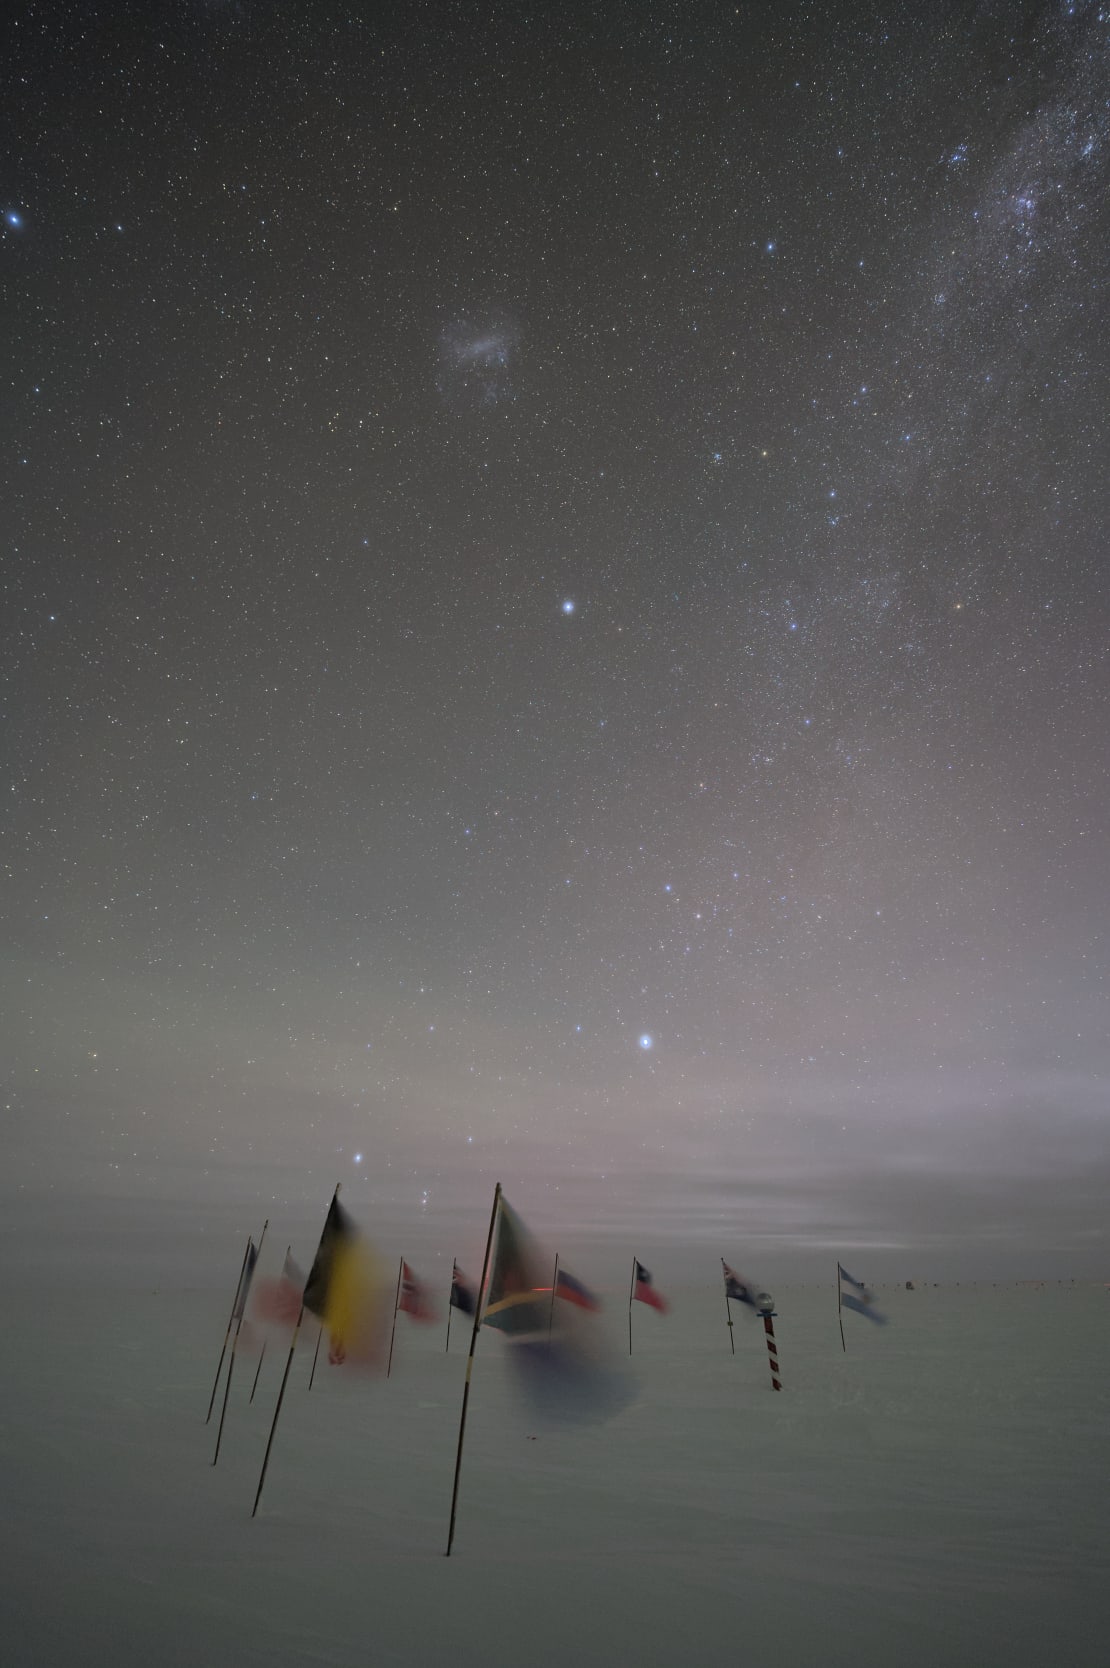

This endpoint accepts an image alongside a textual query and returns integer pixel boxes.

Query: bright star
[639,1033,654,1051]
[561,599,575,615]
[353,1152,363,1164]
[5,211,23,229]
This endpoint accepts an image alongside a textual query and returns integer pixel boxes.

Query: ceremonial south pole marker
[757,1292,781,1391]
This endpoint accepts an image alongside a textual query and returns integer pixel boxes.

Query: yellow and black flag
[302,1194,387,1367]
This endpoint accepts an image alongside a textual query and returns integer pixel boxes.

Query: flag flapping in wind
[450,1261,476,1315]
[553,1267,601,1312]
[483,1197,633,1423]
[722,1260,758,1309]
[252,1251,305,1328]
[633,1260,668,1313]
[399,1261,436,1322]
[839,1264,887,1325]
[302,1195,388,1366]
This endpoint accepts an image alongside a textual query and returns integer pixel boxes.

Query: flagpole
[722,1262,735,1356]
[547,1252,559,1336]
[308,1326,323,1388]
[251,1242,290,1404]
[206,1236,252,1421]
[446,1181,501,1557]
[252,1189,337,1519]
[386,1256,404,1378]
[628,1256,637,1356]
[837,1263,846,1353]
[213,1218,268,1465]
[446,1264,454,1353]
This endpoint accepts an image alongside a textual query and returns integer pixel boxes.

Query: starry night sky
[4,0,1108,1278]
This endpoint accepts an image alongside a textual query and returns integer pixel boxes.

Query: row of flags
[244,1210,886,1374]
[211,1188,890,1541]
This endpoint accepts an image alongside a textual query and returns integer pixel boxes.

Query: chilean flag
[633,1260,668,1312]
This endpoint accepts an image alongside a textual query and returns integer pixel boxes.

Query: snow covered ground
[3,1277,1107,1667]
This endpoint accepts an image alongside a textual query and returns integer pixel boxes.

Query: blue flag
[839,1264,886,1325]
[722,1260,758,1308]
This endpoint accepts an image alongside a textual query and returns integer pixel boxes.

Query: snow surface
[2,1280,1107,1667]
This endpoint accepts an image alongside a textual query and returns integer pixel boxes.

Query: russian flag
[554,1267,601,1312]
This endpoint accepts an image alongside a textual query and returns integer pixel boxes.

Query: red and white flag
[633,1260,668,1313]
[398,1261,436,1322]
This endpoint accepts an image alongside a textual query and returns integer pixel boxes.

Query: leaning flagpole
[628,1255,637,1355]
[206,1236,252,1421]
[252,1187,337,1520]
[547,1252,559,1336]
[249,1337,267,1404]
[307,1326,324,1389]
[445,1264,455,1353]
[837,1262,846,1353]
[722,1263,735,1356]
[446,1182,501,1557]
[213,1218,268,1464]
[386,1257,404,1377]
[251,1242,291,1406]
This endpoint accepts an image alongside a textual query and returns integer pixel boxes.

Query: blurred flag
[722,1260,758,1309]
[554,1267,601,1312]
[482,1197,547,1338]
[302,1195,387,1366]
[232,1241,259,1320]
[399,1261,436,1322]
[838,1264,887,1326]
[633,1260,668,1313]
[252,1250,305,1328]
[483,1196,633,1424]
[450,1261,476,1315]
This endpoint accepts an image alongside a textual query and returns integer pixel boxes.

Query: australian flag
[722,1260,758,1309]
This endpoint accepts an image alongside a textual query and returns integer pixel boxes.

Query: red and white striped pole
[757,1293,781,1392]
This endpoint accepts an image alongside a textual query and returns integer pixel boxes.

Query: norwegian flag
[398,1261,436,1322]
[633,1260,668,1313]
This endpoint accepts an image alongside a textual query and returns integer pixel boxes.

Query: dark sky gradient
[4,1,1107,1278]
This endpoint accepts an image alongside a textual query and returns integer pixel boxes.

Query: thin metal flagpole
[837,1263,846,1353]
[252,1187,337,1519]
[251,1241,290,1404]
[446,1182,501,1557]
[213,1218,268,1465]
[723,1264,735,1356]
[206,1236,252,1421]
[445,1264,455,1353]
[386,1257,404,1377]
[628,1256,637,1356]
[307,1326,323,1389]
[251,1302,303,1518]
[547,1252,559,1336]
[249,1338,267,1404]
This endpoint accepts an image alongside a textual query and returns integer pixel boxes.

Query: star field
[3,0,1107,1274]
